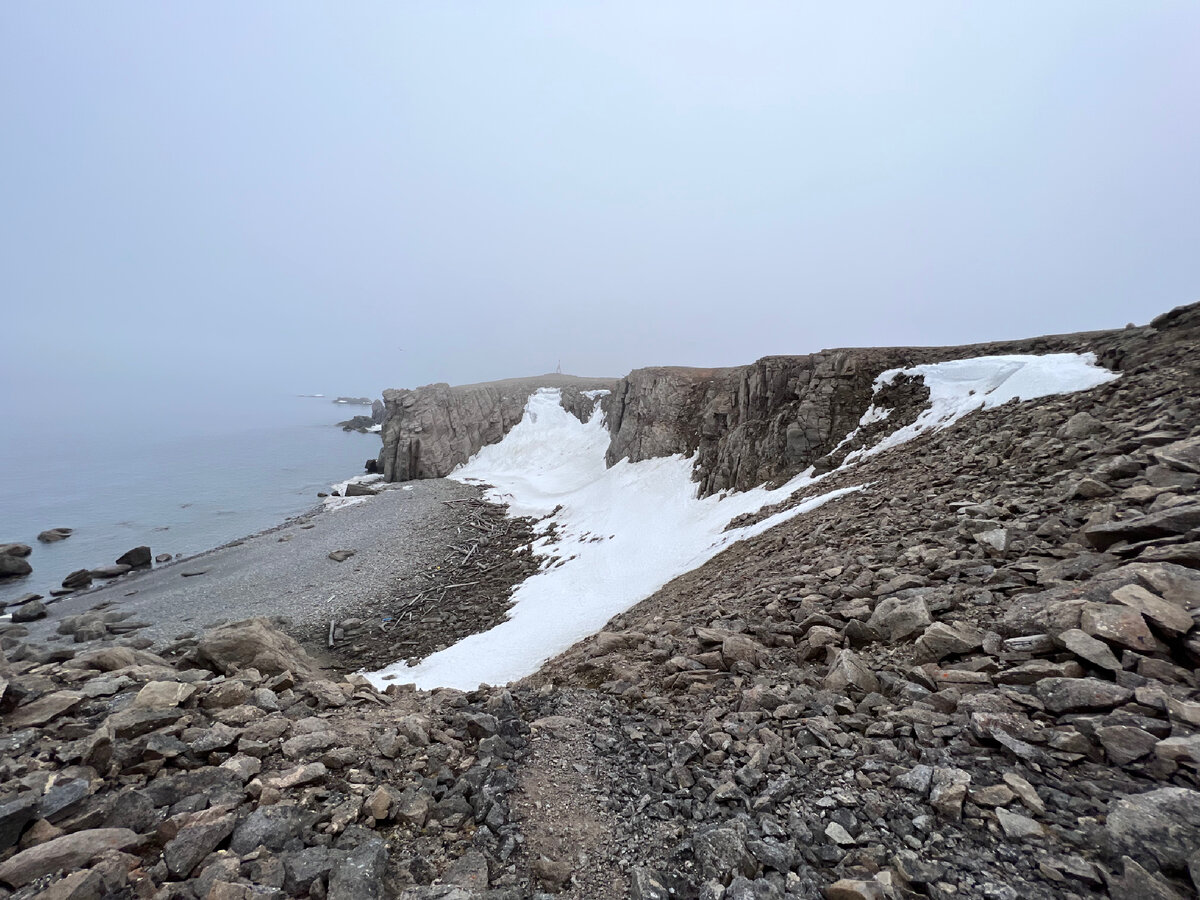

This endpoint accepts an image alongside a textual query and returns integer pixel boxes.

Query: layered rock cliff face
[606,328,1132,496]
[379,324,1144,493]
[378,374,617,482]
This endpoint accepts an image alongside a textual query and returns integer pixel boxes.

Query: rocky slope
[377,375,616,483]
[527,300,1200,899]
[1,302,1198,900]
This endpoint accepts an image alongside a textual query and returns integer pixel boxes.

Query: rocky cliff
[380,326,1144,496]
[377,374,618,482]
[605,327,1135,496]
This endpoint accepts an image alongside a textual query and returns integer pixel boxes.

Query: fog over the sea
[2,3,1198,426]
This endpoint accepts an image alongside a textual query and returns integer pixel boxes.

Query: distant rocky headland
[336,399,385,435]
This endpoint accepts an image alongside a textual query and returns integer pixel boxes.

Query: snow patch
[330,473,383,495]
[366,389,859,690]
[844,353,1117,463]
[832,404,891,452]
[365,351,1116,691]
[324,473,384,511]
[323,496,369,511]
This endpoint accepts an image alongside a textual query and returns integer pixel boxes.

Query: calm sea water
[0,395,378,606]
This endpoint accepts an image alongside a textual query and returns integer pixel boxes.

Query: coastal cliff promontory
[377,374,618,482]
[379,321,1150,494]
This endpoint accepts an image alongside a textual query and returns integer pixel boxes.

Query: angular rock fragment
[929,767,971,821]
[1111,584,1195,634]
[913,621,984,661]
[1153,436,1200,474]
[1097,725,1159,765]
[163,813,235,878]
[1058,628,1122,671]
[1080,604,1157,653]
[692,826,756,881]
[7,690,84,728]
[866,594,931,642]
[1106,787,1200,873]
[1084,502,1200,551]
[0,828,138,887]
[195,617,322,680]
[995,808,1045,840]
[823,649,880,694]
[1035,677,1132,714]
[1155,735,1200,764]
[328,837,387,900]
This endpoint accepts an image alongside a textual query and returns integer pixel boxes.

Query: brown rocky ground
[527,302,1200,899]
[304,498,541,675]
[1,303,1198,899]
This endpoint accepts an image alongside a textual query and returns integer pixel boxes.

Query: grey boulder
[0,556,32,578]
[115,545,152,568]
[1106,787,1200,875]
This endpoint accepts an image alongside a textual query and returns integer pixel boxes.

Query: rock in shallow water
[115,545,152,567]
[10,598,46,622]
[0,555,32,578]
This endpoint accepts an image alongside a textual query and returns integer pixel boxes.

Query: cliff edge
[377,374,618,482]
[380,319,1153,495]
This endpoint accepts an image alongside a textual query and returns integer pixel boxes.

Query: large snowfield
[365,352,1117,691]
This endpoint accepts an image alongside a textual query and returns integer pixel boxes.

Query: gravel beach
[16,478,485,658]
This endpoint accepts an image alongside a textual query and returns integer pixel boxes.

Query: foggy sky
[3,3,1198,416]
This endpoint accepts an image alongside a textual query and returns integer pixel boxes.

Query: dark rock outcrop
[36,528,72,543]
[378,373,617,482]
[9,599,46,622]
[605,324,1142,496]
[0,556,32,579]
[60,569,92,590]
[336,414,376,433]
[116,545,152,568]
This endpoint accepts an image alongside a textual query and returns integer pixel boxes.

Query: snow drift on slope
[844,353,1118,462]
[366,390,858,690]
[365,351,1116,691]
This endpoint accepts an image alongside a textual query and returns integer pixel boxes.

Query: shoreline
[2,480,345,616]
[6,477,524,679]
[0,405,382,608]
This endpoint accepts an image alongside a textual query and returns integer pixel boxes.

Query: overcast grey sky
[2,3,1198,410]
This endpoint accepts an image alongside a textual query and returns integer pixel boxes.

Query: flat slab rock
[1106,787,1200,873]
[0,828,139,887]
[1084,502,1200,550]
[1034,677,1132,714]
